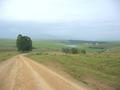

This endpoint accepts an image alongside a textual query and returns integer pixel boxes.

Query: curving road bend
[0,55,90,90]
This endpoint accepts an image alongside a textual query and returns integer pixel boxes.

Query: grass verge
[27,52,120,90]
[0,51,18,62]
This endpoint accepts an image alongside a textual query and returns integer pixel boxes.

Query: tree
[16,34,32,52]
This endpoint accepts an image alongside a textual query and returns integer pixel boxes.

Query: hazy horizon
[0,0,120,41]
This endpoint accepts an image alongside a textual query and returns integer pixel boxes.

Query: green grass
[0,39,16,47]
[0,39,18,61]
[0,39,16,51]
[33,40,66,49]
[0,51,18,62]
[28,52,120,90]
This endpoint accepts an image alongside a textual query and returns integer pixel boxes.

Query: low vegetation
[27,40,120,90]
[0,51,18,62]
[62,48,79,54]
[28,52,120,90]
[62,48,86,54]
[0,39,18,62]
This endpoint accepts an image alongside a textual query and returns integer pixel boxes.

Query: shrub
[71,48,79,54]
[62,48,71,54]
[80,49,86,54]
[62,48,79,54]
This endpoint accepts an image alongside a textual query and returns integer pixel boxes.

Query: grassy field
[27,52,120,90]
[0,51,18,62]
[0,39,18,61]
[0,39,16,48]
[27,40,120,90]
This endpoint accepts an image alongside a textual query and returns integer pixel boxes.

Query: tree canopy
[16,34,32,52]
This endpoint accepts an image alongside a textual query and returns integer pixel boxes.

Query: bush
[71,48,79,54]
[80,49,86,54]
[36,52,42,55]
[62,48,79,54]
[62,48,71,54]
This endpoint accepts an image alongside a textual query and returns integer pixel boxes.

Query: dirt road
[0,55,90,90]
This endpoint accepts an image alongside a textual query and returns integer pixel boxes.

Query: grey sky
[0,0,120,41]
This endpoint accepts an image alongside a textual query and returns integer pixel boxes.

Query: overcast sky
[0,0,120,41]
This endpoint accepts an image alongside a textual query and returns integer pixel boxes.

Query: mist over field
[0,0,120,41]
[0,21,120,41]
